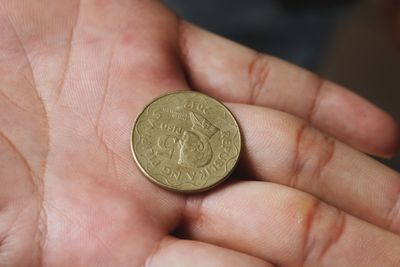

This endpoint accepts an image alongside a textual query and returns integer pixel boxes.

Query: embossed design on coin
[131,91,241,193]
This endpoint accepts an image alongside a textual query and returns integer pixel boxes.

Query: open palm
[1,1,399,266]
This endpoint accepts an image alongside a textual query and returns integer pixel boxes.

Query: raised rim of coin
[130,90,242,193]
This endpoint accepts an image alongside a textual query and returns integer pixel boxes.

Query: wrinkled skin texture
[0,1,399,266]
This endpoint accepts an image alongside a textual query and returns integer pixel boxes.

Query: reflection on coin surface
[131,91,241,193]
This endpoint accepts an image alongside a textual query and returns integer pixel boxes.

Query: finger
[145,236,273,267]
[182,182,400,267]
[228,103,400,235]
[178,22,400,157]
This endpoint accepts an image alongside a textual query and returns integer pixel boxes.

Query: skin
[0,0,399,266]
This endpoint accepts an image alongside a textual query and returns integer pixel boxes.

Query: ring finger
[180,181,400,267]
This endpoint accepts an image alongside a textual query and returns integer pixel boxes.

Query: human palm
[1,1,400,266]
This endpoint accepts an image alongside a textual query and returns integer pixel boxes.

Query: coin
[131,91,241,193]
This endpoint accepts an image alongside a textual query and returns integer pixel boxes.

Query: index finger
[178,22,399,157]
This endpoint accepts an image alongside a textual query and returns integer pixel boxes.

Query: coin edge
[130,90,242,194]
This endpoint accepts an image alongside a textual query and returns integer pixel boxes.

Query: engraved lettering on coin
[131,91,241,193]
[178,112,219,168]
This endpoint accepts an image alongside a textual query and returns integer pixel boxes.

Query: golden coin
[131,91,241,193]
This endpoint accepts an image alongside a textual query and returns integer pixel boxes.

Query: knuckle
[307,77,326,122]
[302,200,347,265]
[247,52,271,105]
[288,121,335,189]
[386,183,400,232]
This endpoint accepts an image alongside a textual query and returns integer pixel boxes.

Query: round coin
[131,91,241,193]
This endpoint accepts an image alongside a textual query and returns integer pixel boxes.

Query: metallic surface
[131,91,241,193]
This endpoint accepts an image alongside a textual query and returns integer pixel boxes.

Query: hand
[0,0,399,266]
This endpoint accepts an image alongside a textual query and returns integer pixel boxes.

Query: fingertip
[371,113,400,158]
[313,82,400,158]
[344,96,399,158]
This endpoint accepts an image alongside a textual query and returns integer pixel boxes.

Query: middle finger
[181,181,400,267]
[228,103,400,235]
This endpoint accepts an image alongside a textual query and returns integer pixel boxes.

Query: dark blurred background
[163,0,400,170]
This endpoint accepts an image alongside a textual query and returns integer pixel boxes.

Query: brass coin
[131,91,241,193]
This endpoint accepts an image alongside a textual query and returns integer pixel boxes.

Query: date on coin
[131,91,241,193]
